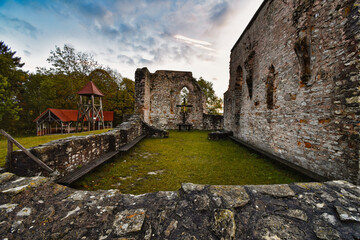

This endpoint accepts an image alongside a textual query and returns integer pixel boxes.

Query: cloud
[117,54,135,65]
[138,57,152,65]
[174,35,215,52]
[1,0,238,69]
[174,35,212,47]
[39,0,232,64]
[210,2,230,22]
[0,12,40,38]
[23,50,31,57]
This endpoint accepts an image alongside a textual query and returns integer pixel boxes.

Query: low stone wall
[7,115,167,178]
[208,131,232,140]
[202,114,224,130]
[1,172,359,239]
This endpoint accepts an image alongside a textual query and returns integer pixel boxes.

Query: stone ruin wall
[225,0,360,184]
[1,172,360,239]
[203,114,224,130]
[8,116,167,178]
[135,68,223,130]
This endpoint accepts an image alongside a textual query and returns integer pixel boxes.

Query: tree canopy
[45,44,99,76]
[197,77,223,115]
[0,41,26,132]
[1,43,134,135]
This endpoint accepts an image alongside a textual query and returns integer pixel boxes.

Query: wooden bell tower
[76,81,105,132]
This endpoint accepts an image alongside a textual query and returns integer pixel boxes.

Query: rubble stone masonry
[225,0,360,184]
[135,68,223,130]
[1,172,360,239]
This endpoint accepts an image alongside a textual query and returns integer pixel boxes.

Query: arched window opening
[235,66,243,90]
[245,51,255,100]
[180,86,189,105]
[246,74,253,100]
[294,37,311,85]
[266,65,276,109]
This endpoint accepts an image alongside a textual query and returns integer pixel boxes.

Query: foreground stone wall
[225,0,360,184]
[7,115,167,178]
[1,172,359,239]
[135,68,207,130]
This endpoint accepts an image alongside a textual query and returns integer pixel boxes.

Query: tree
[20,44,134,133]
[197,77,223,115]
[39,44,99,100]
[111,78,135,124]
[0,41,26,132]
[30,45,102,114]
[46,44,99,76]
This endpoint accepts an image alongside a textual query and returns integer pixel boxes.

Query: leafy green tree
[197,77,223,115]
[21,44,134,132]
[0,41,26,132]
[39,44,99,101]
[111,77,135,125]
[46,44,99,76]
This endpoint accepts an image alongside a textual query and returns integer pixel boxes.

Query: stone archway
[135,68,206,130]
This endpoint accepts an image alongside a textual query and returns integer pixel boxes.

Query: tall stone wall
[135,68,207,130]
[225,0,360,184]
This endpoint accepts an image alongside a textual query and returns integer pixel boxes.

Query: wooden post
[0,129,53,173]
[100,97,104,129]
[6,139,13,167]
[92,95,95,131]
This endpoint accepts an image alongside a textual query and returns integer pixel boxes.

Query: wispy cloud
[23,50,31,57]
[0,12,40,38]
[117,54,135,65]
[28,0,234,65]
[174,35,214,51]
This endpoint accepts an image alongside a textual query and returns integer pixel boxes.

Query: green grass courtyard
[72,131,312,194]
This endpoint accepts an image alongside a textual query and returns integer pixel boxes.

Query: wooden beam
[0,129,54,173]
[6,139,13,167]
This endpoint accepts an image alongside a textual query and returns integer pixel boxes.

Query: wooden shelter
[34,108,113,136]
[76,81,105,132]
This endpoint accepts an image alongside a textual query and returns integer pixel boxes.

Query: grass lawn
[72,131,313,194]
[0,129,112,168]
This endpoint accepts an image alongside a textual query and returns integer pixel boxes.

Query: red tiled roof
[34,108,114,122]
[77,81,105,96]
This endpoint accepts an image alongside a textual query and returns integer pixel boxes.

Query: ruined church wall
[225,0,360,184]
[135,68,206,130]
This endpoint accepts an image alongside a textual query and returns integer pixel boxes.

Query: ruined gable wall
[225,0,360,184]
[135,68,206,130]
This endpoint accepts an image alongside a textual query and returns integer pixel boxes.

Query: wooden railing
[0,129,53,173]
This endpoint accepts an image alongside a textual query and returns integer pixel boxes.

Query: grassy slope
[72,131,312,194]
[0,129,112,168]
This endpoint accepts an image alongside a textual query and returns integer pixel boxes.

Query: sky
[0,0,263,97]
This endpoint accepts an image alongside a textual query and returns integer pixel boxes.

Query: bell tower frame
[76,81,105,132]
